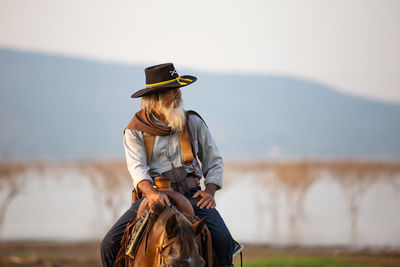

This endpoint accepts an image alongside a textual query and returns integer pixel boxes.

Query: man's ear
[191,217,206,236]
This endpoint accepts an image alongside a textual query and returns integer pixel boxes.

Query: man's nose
[174,88,182,98]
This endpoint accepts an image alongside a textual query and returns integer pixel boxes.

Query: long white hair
[141,93,186,131]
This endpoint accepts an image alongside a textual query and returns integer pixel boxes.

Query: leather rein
[147,206,194,267]
[156,231,176,266]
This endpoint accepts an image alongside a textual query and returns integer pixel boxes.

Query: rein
[156,231,176,266]
[146,205,190,266]
[152,205,207,267]
[118,198,215,267]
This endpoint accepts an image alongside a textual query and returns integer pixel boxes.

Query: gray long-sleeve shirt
[123,113,223,191]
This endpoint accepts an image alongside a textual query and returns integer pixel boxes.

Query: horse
[137,203,206,267]
[115,184,213,267]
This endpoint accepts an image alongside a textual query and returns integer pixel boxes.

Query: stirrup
[232,239,244,257]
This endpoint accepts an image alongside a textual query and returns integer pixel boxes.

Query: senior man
[101,63,236,267]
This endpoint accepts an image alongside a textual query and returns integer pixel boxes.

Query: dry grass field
[233,244,400,267]
[1,241,400,267]
[1,159,400,266]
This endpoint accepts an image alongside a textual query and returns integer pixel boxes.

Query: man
[101,63,235,267]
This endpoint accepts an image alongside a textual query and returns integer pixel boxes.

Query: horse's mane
[115,201,208,267]
[151,202,168,220]
[172,219,195,257]
[150,202,196,255]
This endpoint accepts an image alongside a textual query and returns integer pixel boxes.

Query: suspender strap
[143,134,155,166]
[178,131,194,165]
[143,132,194,166]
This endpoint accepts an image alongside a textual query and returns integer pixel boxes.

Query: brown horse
[115,200,212,267]
[115,177,214,267]
[140,203,206,267]
[120,204,205,267]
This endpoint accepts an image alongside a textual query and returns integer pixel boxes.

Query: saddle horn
[155,176,195,217]
[136,177,195,218]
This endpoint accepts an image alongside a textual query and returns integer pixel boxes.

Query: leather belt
[187,176,199,188]
[171,177,199,192]
[161,167,200,195]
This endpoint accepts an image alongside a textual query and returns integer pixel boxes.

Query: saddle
[115,177,213,267]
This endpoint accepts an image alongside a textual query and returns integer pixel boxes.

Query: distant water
[2,167,400,249]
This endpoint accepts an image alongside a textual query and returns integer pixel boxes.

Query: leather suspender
[143,132,194,166]
[143,134,155,166]
[178,131,194,165]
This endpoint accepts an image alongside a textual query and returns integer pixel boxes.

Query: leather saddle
[136,176,195,218]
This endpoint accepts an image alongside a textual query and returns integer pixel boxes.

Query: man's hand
[147,191,171,211]
[192,183,218,209]
[138,180,170,212]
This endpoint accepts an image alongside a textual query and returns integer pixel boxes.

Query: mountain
[1,48,399,160]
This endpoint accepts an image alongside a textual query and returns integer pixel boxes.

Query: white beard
[157,98,186,132]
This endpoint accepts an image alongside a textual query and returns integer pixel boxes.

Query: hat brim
[131,75,197,98]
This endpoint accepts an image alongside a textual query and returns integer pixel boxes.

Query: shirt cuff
[132,172,154,192]
[204,176,222,190]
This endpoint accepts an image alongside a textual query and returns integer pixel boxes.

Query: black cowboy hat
[131,63,197,98]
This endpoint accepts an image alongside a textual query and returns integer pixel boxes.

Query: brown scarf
[125,109,205,136]
[125,110,207,157]
[126,109,172,136]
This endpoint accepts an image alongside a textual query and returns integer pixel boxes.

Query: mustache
[172,98,182,107]
[159,98,185,131]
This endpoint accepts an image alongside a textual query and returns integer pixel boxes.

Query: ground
[1,241,399,267]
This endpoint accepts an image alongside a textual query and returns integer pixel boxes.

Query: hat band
[146,77,193,88]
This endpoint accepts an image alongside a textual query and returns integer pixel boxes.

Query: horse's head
[154,206,206,267]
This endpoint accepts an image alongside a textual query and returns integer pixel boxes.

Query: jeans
[100,187,234,266]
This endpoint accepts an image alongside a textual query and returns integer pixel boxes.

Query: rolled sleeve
[189,115,224,190]
[123,129,153,191]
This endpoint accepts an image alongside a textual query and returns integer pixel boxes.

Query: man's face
[156,87,185,131]
[160,88,182,108]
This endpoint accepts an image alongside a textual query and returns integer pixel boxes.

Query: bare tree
[78,159,131,220]
[271,161,319,244]
[0,159,42,236]
[226,161,320,244]
[327,161,400,246]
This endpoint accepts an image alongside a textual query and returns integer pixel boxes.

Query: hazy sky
[1,0,399,103]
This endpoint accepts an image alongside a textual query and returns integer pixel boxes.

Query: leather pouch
[162,166,189,194]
